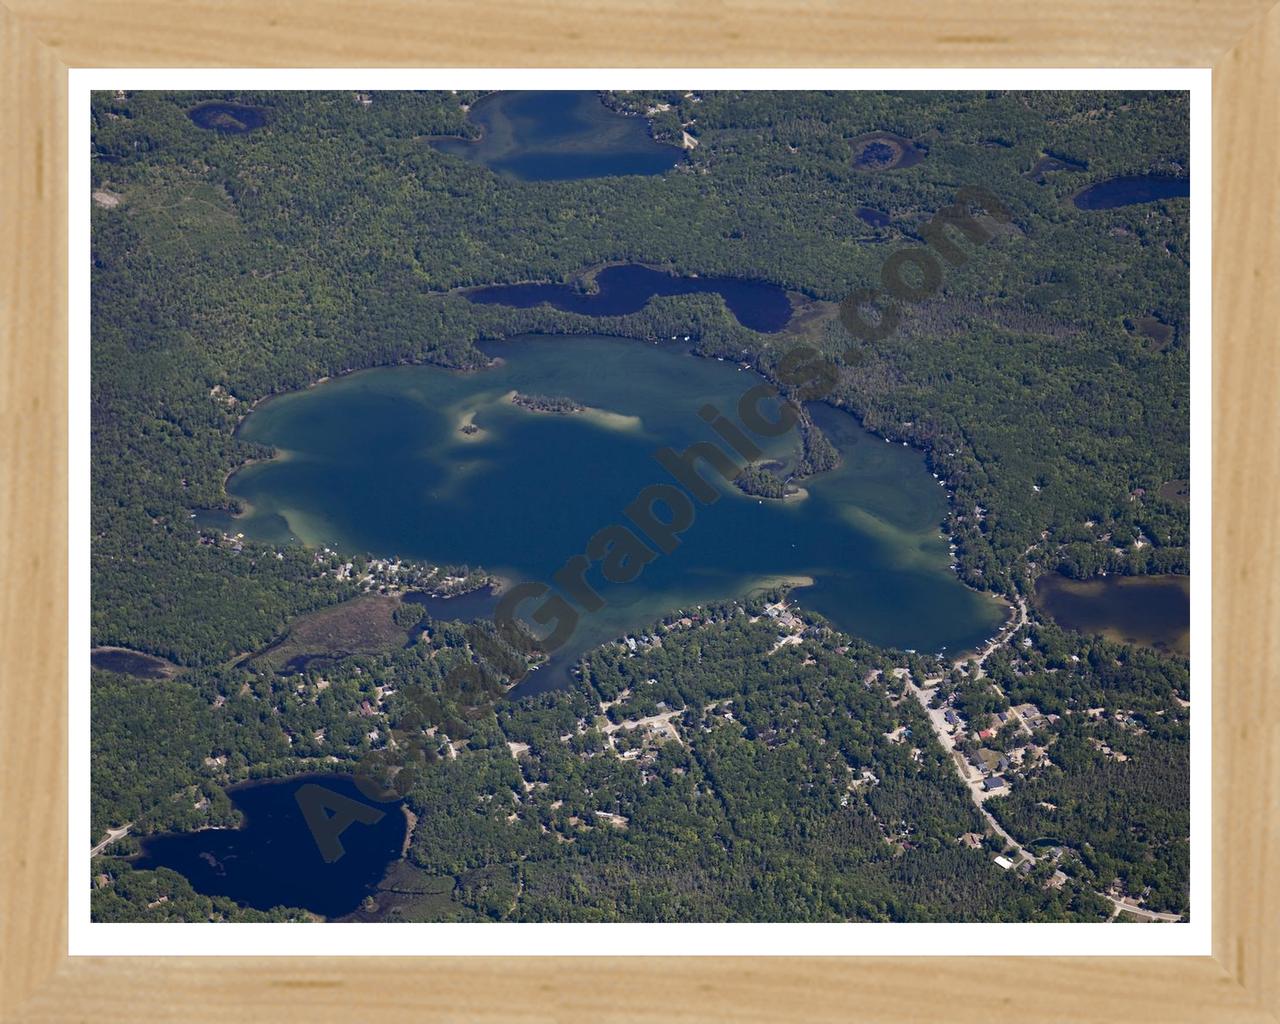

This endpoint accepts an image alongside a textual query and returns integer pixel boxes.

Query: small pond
[1034,573,1190,656]
[429,91,683,181]
[91,648,177,679]
[1073,175,1189,211]
[465,263,793,334]
[134,774,406,918]
[849,131,926,171]
[188,102,268,134]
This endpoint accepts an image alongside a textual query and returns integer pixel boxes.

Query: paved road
[905,678,1035,866]
[90,823,131,858]
[1104,895,1183,922]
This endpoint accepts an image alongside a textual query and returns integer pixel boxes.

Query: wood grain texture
[0,4,68,1020]
[7,956,1274,1024]
[2,0,1277,67]
[0,0,1276,1020]
[1213,4,1280,1013]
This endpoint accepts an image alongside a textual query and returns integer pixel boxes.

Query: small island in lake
[455,409,485,439]
[509,391,584,414]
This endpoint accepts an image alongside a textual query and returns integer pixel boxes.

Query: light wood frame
[2,3,1277,1020]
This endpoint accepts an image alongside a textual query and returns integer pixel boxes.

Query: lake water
[1073,176,1189,211]
[404,586,502,624]
[216,335,1003,692]
[187,102,267,134]
[1034,573,1190,656]
[466,264,793,334]
[430,91,684,181]
[134,774,405,918]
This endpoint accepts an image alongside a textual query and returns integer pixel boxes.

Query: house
[1046,869,1069,890]
[944,710,959,726]
[978,727,997,740]
[983,776,1007,792]
[958,832,983,849]
[993,855,1015,870]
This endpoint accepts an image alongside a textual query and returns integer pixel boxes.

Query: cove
[465,264,793,334]
[1073,175,1189,211]
[404,586,502,624]
[215,335,1004,693]
[429,91,683,181]
[1034,573,1189,656]
[134,774,405,918]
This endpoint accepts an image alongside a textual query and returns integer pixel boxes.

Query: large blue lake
[214,335,1004,693]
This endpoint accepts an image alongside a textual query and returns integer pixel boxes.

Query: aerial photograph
[89,89,1191,924]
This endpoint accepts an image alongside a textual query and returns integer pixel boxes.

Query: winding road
[913,590,1184,922]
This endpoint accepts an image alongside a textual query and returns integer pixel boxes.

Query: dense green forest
[90,90,1191,923]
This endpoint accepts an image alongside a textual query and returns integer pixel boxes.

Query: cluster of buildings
[937,696,1057,796]
[620,632,663,655]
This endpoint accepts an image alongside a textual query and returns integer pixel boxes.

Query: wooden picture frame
[2,3,1276,1019]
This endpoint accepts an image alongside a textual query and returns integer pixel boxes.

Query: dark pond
[188,102,268,134]
[856,207,891,228]
[430,91,683,181]
[1034,573,1190,656]
[91,648,174,679]
[279,654,337,675]
[1073,175,1189,211]
[1026,153,1086,183]
[134,774,405,918]
[1128,314,1174,347]
[850,131,926,171]
[466,264,793,334]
